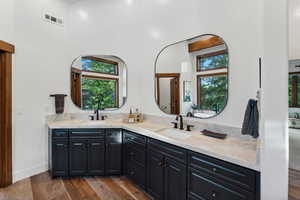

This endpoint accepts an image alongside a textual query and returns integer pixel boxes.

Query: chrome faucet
[176,115,184,130]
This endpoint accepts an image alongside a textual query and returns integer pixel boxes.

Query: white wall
[0,0,14,43]
[159,78,172,113]
[260,0,289,199]
[289,0,300,60]
[12,0,71,181]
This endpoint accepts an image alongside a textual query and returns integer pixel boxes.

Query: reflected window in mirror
[289,73,300,107]
[82,76,118,110]
[82,56,119,75]
[197,50,228,72]
[71,55,127,111]
[155,34,229,119]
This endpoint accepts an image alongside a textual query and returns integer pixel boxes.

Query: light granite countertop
[48,119,260,171]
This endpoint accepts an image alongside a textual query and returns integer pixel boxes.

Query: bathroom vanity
[48,120,260,200]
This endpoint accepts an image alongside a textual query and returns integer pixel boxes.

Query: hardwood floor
[290,169,300,200]
[0,172,151,200]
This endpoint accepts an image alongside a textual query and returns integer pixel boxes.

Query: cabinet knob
[212,168,217,172]
[212,192,217,198]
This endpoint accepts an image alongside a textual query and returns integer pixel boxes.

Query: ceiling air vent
[43,13,64,26]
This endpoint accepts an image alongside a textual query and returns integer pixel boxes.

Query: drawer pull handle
[212,192,217,198]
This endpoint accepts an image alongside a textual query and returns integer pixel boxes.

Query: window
[82,56,118,75]
[197,74,228,113]
[289,73,300,107]
[82,75,119,110]
[197,50,228,72]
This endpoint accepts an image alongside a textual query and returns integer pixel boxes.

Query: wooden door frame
[0,40,14,187]
[155,73,180,114]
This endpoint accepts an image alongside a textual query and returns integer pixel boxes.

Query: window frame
[289,72,300,108]
[81,74,119,109]
[81,56,119,76]
[196,50,228,72]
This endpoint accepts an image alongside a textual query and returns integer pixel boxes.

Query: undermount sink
[157,128,192,139]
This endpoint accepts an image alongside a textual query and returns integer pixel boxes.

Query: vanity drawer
[52,129,68,138]
[189,151,257,192]
[188,167,254,200]
[148,138,187,164]
[124,131,146,146]
[69,129,105,138]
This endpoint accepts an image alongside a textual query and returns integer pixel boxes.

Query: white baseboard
[13,163,48,183]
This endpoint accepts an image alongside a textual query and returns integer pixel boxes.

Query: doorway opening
[156,73,180,115]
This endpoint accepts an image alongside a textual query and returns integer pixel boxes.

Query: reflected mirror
[289,59,300,108]
[71,55,127,110]
[155,34,229,118]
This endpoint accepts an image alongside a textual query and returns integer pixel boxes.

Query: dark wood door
[170,77,180,115]
[52,139,68,177]
[69,138,88,176]
[0,41,14,187]
[105,129,122,175]
[88,139,105,175]
[164,158,187,200]
[147,151,164,200]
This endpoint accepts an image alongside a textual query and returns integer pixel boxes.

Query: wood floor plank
[0,178,33,200]
[31,172,70,200]
[113,177,150,200]
[63,178,102,200]
[99,177,137,200]
[290,169,300,200]
[86,178,120,200]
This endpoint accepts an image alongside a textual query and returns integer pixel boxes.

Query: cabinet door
[52,139,68,177]
[164,158,187,200]
[105,129,122,175]
[69,139,87,176]
[147,151,164,200]
[88,139,105,175]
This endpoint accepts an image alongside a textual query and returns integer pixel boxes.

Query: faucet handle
[101,115,108,120]
[89,115,95,121]
[171,122,178,129]
[186,124,194,132]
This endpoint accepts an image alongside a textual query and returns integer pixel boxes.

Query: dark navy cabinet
[49,128,260,200]
[49,128,121,177]
[105,129,122,175]
[123,130,147,189]
[51,139,69,177]
[147,139,187,200]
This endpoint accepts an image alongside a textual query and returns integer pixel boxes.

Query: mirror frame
[70,55,128,111]
[154,34,230,119]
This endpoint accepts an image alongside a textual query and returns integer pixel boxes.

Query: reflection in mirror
[289,59,300,108]
[71,55,127,110]
[155,34,229,118]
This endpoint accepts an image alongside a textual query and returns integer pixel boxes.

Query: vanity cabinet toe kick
[49,128,260,200]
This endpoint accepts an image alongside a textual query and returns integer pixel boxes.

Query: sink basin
[157,128,192,139]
